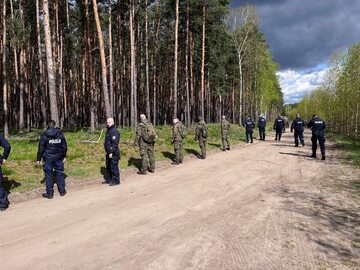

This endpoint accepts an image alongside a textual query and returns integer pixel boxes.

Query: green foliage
[3,124,248,193]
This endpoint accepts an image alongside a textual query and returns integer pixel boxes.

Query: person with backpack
[172,118,186,165]
[135,114,157,174]
[195,117,208,159]
[0,133,11,211]
[221,115,230,151]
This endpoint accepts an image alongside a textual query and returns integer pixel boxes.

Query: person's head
[47,120,56,129]
[173,118,179,124]
[296,113,300,118]
[222,115,226,120]
[198,116,203,122]
[106,118,115,128]
[312,114,316,118]
[140,114,146,123]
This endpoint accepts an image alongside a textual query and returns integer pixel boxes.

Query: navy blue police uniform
[258,116,266,141]
[273,116,285,141]
[291,117,305,147]
[0,134,11,211]
[308,116,326,160]
[37,128,67,197]
[104,125,120,185]
[244,118,255,143]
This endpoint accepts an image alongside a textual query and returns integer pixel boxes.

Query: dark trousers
[246,131,253,143]
[275,129,283,141]
[43,160,65,195]
[311,135,325,157]
[259,127,265,141]
[106,154,120,184]
[294,131,305,146]
[0,169,9,208]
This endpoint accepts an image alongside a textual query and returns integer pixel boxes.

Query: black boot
[42,193,53,199]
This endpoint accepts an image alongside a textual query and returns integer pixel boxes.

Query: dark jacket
[244,118,255,132]
[291,117,305,133]
[308,116,325,136]
[37,128,67,162]
[0,133,11,164]
[273,117,285,130]
[258,117,266,128]
[104,125,120,155]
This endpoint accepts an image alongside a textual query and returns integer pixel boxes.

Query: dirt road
[1,131,359,270]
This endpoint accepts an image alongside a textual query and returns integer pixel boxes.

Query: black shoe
[137,171,147,175]
[295,145,299,147]
[109,182,120,186]
[227,147,230,150]
[42,193,53,199]
[322,156,326,160]
[102,180,112,184]
[60,191,67,197]
[310,154,316,158]
[0,206,8,211]
[302,143,305,147]
[148,169,155,173]
[250,141,253,143]
[221,148,226,151]
[171,162,179,165]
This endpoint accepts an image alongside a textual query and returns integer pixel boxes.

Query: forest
[0,0,283,138]
[286,43,360,139]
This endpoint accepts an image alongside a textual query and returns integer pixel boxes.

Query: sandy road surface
[1,131,359,270]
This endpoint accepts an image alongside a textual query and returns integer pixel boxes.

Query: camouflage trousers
[198,140,206,159]
[221,134,230,150]
[139,143,155,173]
[173,141,183,163]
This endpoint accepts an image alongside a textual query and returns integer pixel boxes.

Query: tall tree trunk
[153,3,160,125]
[190,32,195,124]
[36,0,47,128]
[92,0,112,119]
[108,1,114,115]
[173,0,179,118]
[43,0,60,125]
[129,0,137,127]
[185,0,190,126]
[200,3,206,119]
[2,0,9,138]
[145,0,150,120]
[238,53,243,125]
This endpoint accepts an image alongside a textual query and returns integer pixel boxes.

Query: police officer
[37,120,67,199]
[244,116,255,143]
[135,114,156,175]
[104,118,120,185]
[273,115,285,141]
[258,114,266,141]
[221,115,230,151]
[308,114,326,160]
[172,118,185,165]
[291,113,305,147]
[0,133,11,211]
[195,117,208,159]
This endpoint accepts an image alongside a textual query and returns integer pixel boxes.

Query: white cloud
[277,68,327,104]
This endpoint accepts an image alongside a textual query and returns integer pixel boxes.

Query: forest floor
[1,130,360,270]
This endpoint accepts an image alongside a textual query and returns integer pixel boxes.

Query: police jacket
[37,128,67,162]
[104,125,120,155]
[273,117,285,130]
[291,117,305,133]
[258,117,266,128]
[0,133,11,163]
[308,116,325,136]
[245,119,255,132]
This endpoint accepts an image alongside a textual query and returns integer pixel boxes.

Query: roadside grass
[328,132,360,198]
[2,123,252,193]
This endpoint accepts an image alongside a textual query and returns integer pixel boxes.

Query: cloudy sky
[230,0,360,103]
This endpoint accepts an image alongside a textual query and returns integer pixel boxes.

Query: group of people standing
[0,112,326,212]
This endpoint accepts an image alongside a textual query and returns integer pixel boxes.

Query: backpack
[143,123,157,143]
[201,124,208,138]
[179,124,187,139]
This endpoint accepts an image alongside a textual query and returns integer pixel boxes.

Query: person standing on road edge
[37,120,68,199]
[273,115,285,141]
[308,114,326,160]
[172,118,186,165]
[221,115,230,151]
[244,116,255,143]
[135,114,157,175]
[104,118,121,185]
[195,117,208,159]
[0,133,11,211]
[291,113,305,147]
[258,114,266,141]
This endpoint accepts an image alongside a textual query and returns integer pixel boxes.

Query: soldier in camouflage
[221,115,230,151]
[172,118,185,165]
[195,117,208,159]
[135,114,156,175]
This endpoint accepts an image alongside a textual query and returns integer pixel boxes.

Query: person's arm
[110,130,120,153]
[0,135,11,163]
[62,134,67,159]
[36,134,46,162]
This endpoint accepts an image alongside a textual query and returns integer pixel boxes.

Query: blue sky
[230,0,360,104]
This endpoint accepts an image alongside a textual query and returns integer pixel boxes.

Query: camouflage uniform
[172,121,184,164]
[221,119,230,150]
[135,119,155,174]
[195,120,207,159]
